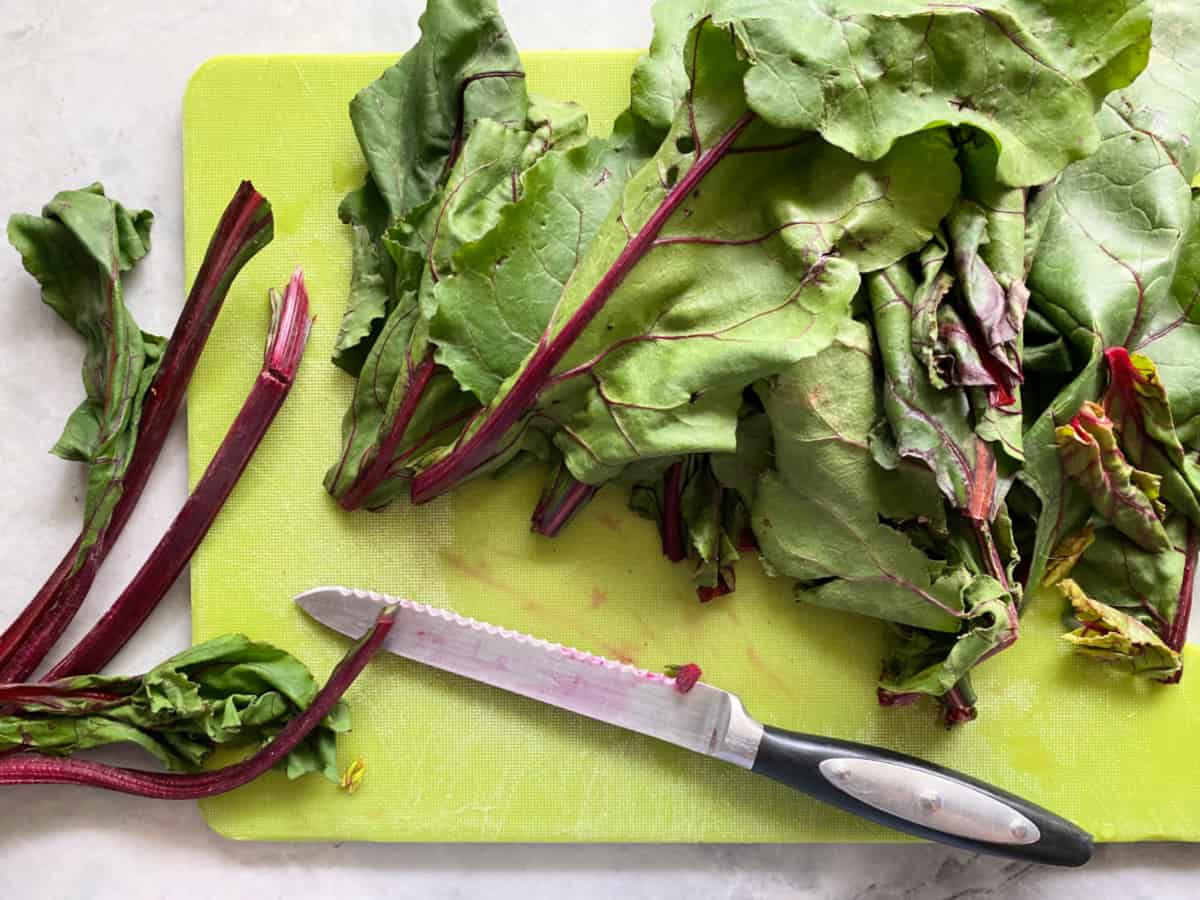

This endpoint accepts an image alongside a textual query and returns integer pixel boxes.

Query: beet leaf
[0,608,394,799]
[2,632,348,780]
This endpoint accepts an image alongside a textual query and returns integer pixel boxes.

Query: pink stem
[41,273,312,680]
[0,684,126,708]
[0,608,394,798]
[1161,522,1198,684]
[941,684,977,726]
[530,476,598,538]
[337,351,437,511]
[661,462,687,563]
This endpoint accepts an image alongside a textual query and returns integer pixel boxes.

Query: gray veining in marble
[0,1,1197,896]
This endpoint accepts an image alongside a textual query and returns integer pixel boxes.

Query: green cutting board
[183,52,1200,843]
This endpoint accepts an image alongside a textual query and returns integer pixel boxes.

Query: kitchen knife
[296,586,1093,866]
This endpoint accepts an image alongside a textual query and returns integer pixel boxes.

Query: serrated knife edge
[294,585,761,766]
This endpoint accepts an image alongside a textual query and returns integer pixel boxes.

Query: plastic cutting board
[182,52,1200,842]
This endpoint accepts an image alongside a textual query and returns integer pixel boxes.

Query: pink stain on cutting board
[596,512,623,533]
[746,646,796,700]
[442,551,526,603]
[601,643,640,665]
[441,553,648,668]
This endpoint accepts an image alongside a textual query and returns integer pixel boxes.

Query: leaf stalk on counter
[42,271,314,680]
[0,182,273,682]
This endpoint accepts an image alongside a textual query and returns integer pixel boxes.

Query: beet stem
[42,272,312,680]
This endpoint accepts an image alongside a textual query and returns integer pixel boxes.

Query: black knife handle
[751,726,1092,867]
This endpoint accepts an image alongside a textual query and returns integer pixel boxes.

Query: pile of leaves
[326,0,1200,721]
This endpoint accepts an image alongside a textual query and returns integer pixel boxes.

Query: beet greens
[321,0,1200,718]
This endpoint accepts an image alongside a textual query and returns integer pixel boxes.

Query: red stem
[0,182,273,680]
[1162,522,1198,684]
[972,519,1011,594]
[940,684,977,726]
[410,112,758,504]
[530,475,599,538]
[41,273,312,680]
[337,351,437,510]
[661,462,687,563]
[0,608,394,798]
[0,684,126,708]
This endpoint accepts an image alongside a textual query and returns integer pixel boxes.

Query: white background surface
[0,2,1197,896]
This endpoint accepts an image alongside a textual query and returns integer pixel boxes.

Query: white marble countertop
[0,1,1196,896]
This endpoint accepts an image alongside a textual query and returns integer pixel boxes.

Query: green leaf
[711,0,1151,186]
[491,20,960,484]
[7,185,162,565]
[0,635,349,780]
[868,258,1000,520]
[1103,349,1200,525]
[1060,578,1181,678]
[331,224,391,375]
[751,320,963,632]
[629,0,711,136]
[326,116,569,504]
[341,0,526,229]
[879,577,1015,698]
[709,407,773,508]
[1068,519,1188,635]
[1020,1,1200,585]
[1055,402,1169,552]
[429,125,655,404]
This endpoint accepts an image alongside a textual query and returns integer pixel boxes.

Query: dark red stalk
[736,528,758,553]
[661,462,687,563]
[530,470,599,538]
[0,683,125,709]
[940,683,978,726]
[0,183,273,680]
[877,687,922,708]
[337,351,437,510]
[0,608,394,798]
[410,112,758,504]
[1103,346,1142,422]
[41,273,312,681]
[1161,522,1198,684]
[697,571,733,603]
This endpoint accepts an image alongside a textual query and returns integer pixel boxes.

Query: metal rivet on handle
[827,761,852,783]
[918,790,942,814]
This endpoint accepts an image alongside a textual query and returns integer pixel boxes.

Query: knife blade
[296,585,1093,867]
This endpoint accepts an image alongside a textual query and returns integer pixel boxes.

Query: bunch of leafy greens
[327,0,1200,719]
[0,636,348,780]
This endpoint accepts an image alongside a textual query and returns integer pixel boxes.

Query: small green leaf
[1060,579,1181,678]
[7,185,162,565]
[1055,402,1170,552]
[0,635,349,781]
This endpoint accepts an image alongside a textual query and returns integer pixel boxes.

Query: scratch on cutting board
[746,645,797,700]
[289,60,335,129]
